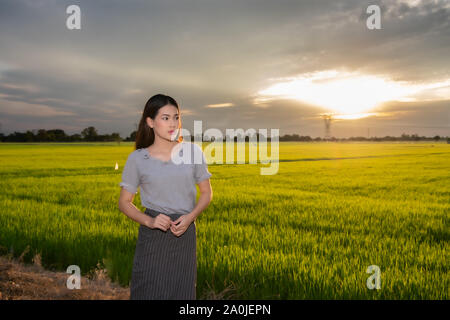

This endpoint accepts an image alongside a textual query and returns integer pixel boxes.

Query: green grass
[0,141,448,299]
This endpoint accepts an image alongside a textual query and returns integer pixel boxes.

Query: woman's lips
[169,130,175,134]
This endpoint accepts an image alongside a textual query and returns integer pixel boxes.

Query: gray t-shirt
[119,141,212,215]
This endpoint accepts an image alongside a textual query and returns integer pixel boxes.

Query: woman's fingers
[155,215,172,231]
[170,223,178,236]
[156,221,169,231]
[153,215,188,234]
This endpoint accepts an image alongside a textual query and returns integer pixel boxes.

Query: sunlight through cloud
[254,70,450,115]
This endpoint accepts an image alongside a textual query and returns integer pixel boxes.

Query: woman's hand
[170,214,194,237]
[146,214,172,231]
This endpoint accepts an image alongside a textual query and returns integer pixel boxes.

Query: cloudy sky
[0,0,449,138]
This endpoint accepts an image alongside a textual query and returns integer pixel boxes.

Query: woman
[118,94,213,300]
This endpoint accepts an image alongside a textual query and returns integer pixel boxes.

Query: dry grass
[201,278,240,300]
[0,247,130,300]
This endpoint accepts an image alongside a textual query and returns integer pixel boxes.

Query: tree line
[0,127,448,143]
[0,127,132,143]
[279,133,449,142]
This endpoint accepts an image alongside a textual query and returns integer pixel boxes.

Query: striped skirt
[130,208,197,300]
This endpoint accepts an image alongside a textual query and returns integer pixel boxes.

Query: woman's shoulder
[179,141,205,155]
[132,148,144,155]
[181,141,202,150]
[128,148,147,161]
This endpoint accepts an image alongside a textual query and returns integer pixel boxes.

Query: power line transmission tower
[321,114,333,140]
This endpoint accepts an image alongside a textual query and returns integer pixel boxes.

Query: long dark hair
[135,94,183,150]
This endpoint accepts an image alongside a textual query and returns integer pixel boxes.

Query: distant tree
[47,132,56,141]
[37,129,48,142]
[25,130,35,142]
[47,129,67,141]
[111,132,122,145]
[81,126,98,141]
[70,133,82,142]
[128,130,137,141]
[302,136,310,141]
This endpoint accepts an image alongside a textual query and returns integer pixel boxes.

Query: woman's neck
[151,137,179,152]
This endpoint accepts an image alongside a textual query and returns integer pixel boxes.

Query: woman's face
[147,104,180,142]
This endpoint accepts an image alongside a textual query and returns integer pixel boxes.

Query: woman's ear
[146,117,154,129]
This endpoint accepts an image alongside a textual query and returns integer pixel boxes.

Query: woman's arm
[118,188,152,227]
[188,179,213,222]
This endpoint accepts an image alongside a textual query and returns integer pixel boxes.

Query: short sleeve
[193,144,212,184]
[119,152,140,194]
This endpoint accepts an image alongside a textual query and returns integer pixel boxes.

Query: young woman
[118,94,213,300]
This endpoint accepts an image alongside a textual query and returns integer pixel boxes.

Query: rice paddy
[0,141,448,299]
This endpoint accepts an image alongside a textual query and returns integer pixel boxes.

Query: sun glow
[255,70,450,116]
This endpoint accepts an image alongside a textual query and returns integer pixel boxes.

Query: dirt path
[0,253,129,300]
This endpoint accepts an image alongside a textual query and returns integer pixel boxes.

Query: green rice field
[0,141,448,299]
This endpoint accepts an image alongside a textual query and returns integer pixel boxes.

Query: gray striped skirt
[130,208,197,300]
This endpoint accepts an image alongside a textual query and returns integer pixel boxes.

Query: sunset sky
[0,0,449,138]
